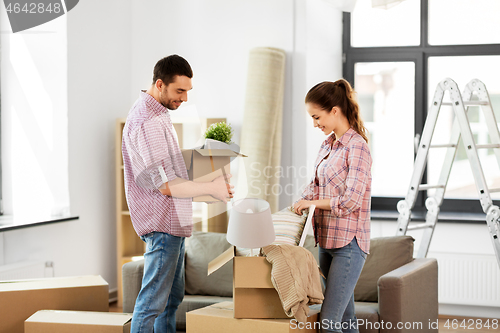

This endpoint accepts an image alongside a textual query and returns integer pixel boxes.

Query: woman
[293,79,372,333]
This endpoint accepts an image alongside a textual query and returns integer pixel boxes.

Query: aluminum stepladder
[396,78,500,268]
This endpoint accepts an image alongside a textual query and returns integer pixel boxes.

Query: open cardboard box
[0,275,109,333]
[186,301,319,333]
[25,310,133,333]
[181,148,246,202]
[207,206,315,319]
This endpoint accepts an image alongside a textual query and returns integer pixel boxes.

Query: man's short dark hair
[152,54,193,86]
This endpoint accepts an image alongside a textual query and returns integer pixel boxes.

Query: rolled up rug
[238,47,286,213]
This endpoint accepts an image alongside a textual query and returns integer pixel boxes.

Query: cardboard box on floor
[207,206,316,319]
[181,148,246,202]
[25,310,132,333]
[0,275,109,333]
[186,302,319,333]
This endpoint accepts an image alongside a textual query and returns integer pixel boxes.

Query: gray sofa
[122,232,438,333]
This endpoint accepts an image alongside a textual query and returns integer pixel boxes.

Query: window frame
[343,0,500,216]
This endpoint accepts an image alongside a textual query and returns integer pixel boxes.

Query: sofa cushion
[271,206,308,246]
[354,302,380,333]
[122,259,145,314]
[354,236,414,302]
[185,231,233,297]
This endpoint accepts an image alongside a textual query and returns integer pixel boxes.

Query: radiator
[429,252,500,307]
[0,261,51,281]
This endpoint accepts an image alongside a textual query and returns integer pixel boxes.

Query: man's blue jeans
[131,232,185,333]
[319,237,367,333]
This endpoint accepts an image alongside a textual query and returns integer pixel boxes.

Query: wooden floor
[110,302,499,332]
[109,301,122,313]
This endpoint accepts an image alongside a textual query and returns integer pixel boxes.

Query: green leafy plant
[204,122,233,144]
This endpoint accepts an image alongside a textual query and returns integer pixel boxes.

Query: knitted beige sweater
[261,244,324,323]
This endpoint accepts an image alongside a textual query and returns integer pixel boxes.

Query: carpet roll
[238,47,286,213]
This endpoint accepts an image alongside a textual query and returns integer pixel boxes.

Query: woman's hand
[293,199,332,214]
[293,200,314,215]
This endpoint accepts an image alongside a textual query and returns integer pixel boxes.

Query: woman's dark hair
[152,54,193,86]
[305,79,368,143]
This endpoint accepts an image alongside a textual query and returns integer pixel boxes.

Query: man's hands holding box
[210,173,234,204]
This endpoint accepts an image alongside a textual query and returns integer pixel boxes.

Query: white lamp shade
[227,198,275,248]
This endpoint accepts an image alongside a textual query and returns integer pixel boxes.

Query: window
[1,16,70,221]
[351,0,420,47]
[355,62,415,197]
[343,0,500,214]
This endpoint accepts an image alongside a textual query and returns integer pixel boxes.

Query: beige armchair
[352,235,439,333]
[377,258,438,332]
[122,233,438,333]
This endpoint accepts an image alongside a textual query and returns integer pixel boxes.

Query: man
[122,55,233,333]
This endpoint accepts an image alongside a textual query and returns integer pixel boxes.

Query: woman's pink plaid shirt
[298,128,372,253]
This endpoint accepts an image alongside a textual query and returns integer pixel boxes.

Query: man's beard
[160,92,180,110]
[162,101,179,110]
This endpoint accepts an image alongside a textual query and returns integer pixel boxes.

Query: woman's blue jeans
[131,232,185,333]
[319,237,367,333]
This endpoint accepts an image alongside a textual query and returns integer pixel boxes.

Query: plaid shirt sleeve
[129,119,178,189]
[298,177,315,203]
[330,141,371,217]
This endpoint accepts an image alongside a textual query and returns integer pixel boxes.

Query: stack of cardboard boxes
[0,275,132,333]
[186,246,319,333]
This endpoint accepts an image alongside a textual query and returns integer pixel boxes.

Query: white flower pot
[204,138,230,150]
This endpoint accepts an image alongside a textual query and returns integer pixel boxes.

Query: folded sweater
[261,244,324,323]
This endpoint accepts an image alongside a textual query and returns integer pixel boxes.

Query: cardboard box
[208,247,288,319]
[181,148,246,202]
[186,302,319,333]
[0,275,109,333]
[25,310,132,333]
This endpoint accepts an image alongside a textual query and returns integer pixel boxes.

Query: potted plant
[203,122,234,150]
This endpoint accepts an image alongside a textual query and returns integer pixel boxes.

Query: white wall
[288,0,344,209]
[65,0,134,281]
